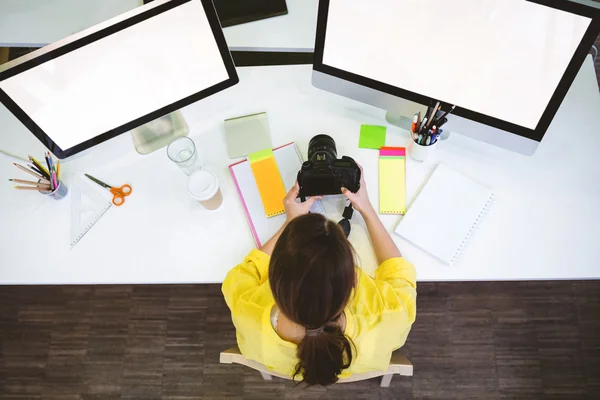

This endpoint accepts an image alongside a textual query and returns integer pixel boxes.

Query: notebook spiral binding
[448,193,494,265]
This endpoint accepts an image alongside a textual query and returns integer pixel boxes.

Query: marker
[420,117,428,134]
[411,113,418,133]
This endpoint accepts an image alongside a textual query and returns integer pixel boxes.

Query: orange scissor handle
[110,184,132,206]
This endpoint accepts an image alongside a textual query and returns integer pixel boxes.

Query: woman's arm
[341,164,402,264]
[360,207,401,265]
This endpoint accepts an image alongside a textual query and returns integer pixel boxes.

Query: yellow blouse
[222,249,417,378]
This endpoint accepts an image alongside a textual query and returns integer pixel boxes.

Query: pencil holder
[39,180,68,200]
[408,136,438,162]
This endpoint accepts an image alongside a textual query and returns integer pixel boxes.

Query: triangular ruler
[70,178,112,248]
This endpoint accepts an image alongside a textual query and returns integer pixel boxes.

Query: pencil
[28,163,47,178]
[13,163,46,181]
[9,178,51,186]
[13,186,45,191]
[426,102,440,130]
[56,161,61,180]
[28,155,50,177]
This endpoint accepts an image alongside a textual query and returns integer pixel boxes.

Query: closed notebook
[394,164,493,265]
[230,143,326,248]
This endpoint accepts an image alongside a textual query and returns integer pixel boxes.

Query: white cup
[187,170,223,210]
[408,137,437,162]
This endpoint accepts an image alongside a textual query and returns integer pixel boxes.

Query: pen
[437,117,448,128]
[434,105,456,126]
[420,118,428,134]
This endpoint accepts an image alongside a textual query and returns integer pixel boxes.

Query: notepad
[379,147,406,214]
[394,164,494,265]
[224,112,273,159]
[248,148,287,217]
[230,143,326,247]
[359,124,387,149]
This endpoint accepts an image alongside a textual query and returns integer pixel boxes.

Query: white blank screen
[323,0,591,129]
[0,0,230,150]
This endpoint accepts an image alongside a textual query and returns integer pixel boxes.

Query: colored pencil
[28,155,50,177]
[9,178,50,186]
[28,163,46,177]
[13,163,46,181]
[13,186,45,191]
[56,161,61,180]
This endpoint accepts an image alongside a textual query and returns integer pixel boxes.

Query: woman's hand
[341,163,375,216]
[284,182,322,222]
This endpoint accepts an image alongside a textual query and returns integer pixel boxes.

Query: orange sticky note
[249,149,286,217]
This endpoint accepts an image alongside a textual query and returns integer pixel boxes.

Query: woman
[222,168,416,386]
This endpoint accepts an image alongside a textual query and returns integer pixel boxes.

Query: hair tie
[305,326,325,337]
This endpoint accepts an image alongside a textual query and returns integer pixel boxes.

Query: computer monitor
[313,0,600,155]
[0,0,238,159]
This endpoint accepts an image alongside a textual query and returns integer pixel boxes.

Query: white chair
[219,346,413,387]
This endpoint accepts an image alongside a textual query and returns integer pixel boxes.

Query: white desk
[0,0,318,52]
[0,58,599,284]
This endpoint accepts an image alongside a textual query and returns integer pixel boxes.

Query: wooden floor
[0,281,599,399]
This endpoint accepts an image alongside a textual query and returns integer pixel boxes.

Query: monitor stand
[385,110,451,140]
[131,111,189,155]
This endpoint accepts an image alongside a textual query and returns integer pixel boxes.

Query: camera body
[297,134,361,198]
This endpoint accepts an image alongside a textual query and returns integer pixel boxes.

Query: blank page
[394,164,493,265]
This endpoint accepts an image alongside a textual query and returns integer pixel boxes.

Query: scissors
[85,174,132,206]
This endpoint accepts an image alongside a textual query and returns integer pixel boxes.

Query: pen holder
[408,130,441,162]
[39,180,68,200]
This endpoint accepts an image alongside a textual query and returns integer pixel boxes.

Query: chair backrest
[219,346,413,384]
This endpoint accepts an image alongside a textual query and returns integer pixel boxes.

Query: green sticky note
[248,148,274,164]
[359,125,387,149]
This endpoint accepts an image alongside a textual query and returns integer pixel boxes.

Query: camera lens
[308,134,337,164]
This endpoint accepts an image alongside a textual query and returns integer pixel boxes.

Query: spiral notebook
[230,142,326,248]
[394,164,493,265]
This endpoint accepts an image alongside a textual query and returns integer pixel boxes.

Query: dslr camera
[297,134,361,237]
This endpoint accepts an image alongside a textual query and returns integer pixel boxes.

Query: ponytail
[269,214,357,386]
[293,325,353,386]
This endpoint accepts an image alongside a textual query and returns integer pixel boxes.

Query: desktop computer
[312,0,600,155]
[0,0,239,159]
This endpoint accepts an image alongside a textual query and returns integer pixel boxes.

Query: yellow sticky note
[249,150,286,217]
[378,148,406,214]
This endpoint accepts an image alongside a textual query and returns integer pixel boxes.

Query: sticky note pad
[224,112,273,159]
[249,148,287,218]
[379,146,406,214]
[359,125,387,149]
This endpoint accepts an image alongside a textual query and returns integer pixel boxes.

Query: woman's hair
[269,213,356,386]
